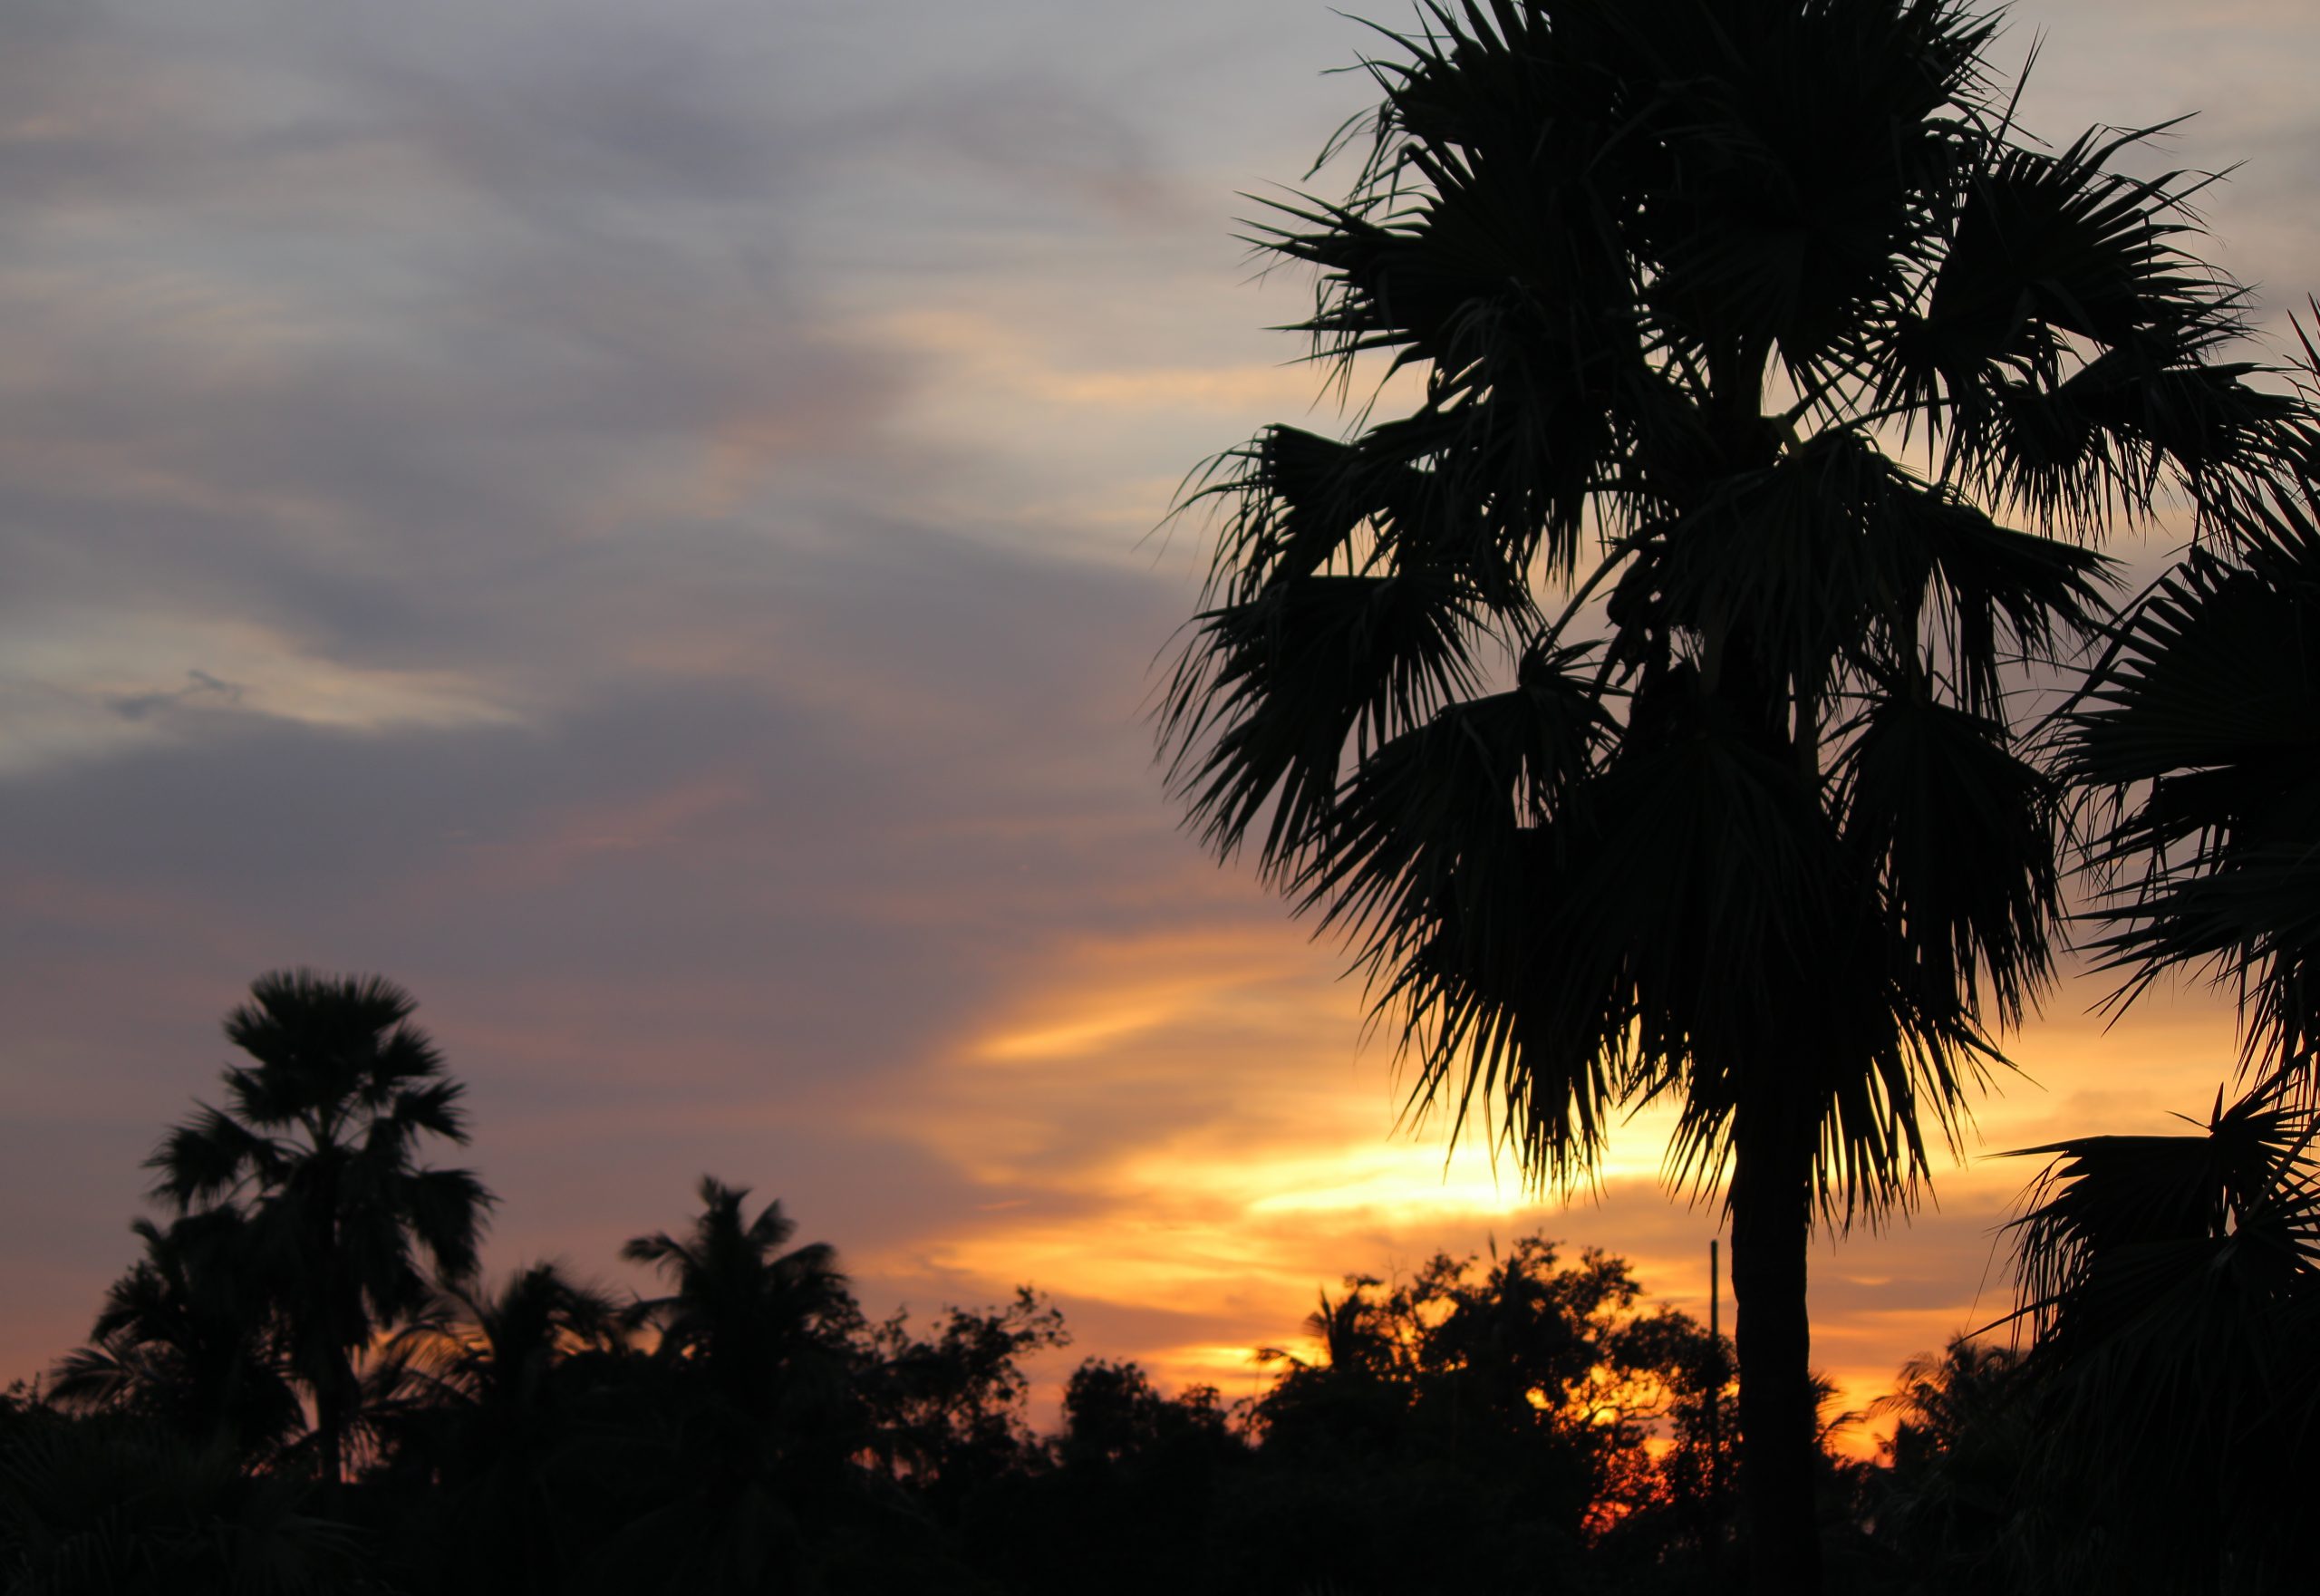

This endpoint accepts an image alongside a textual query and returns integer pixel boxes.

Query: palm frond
[2065,472,2320,1064]
[1876,121,2284,525]
[1160,551,1488,874]
[1842,692,2064,1027]
[1997,1076,2320,1564]
[144,1107,280,1212]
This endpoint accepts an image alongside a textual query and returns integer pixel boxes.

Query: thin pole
[1707,1236,1725,1566]
[1708,1237,1722,1472]
[1709,1237,1720,1334]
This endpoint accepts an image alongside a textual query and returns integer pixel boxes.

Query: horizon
[5,0,2315,1448]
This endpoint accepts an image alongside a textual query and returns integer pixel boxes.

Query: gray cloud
[105,670,245,722]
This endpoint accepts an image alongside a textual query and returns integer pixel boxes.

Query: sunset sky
[6,0,2319,1436]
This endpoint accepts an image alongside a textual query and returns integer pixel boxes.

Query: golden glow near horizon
[848,910,2250,1455]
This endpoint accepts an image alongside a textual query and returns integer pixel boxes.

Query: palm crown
[622,1176,851,1420]
[48,1210,304,1462]
[1162,0,2290,1207]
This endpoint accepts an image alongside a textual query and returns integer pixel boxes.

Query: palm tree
[1866,1337,2037,1591]
[1266,1280,1395,1380]
[393,1262,625,1418]
[383,1264,626,1596]
[148,969,493,1485]
[1996,1079,2320,1591]
[585,1181,857,1596]
[621,1176,852,1423]
[1155,4,2294,1585]
[48,1210,304,1465]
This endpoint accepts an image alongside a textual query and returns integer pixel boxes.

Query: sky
[5,0,2319,1436]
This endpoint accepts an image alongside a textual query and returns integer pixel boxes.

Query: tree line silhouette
[6,971,1754,1594]
[8,962,2318,1593]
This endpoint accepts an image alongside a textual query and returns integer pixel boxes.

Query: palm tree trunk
[314,1341,356,1489]
[1730,1109,1822,1595]
[318,1377,345,1488]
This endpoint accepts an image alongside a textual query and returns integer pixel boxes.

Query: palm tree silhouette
[1290,1281,1395,1380]
[1155,5,2294,1586]
[384,1263,627,1596]
[48,1210,304,1463]
[1998,1079,2320,1589]
[621,1176,851,1423]
[147,970,492,1485]
[1867,1334,2037,1590]
[394,1262,625,1417]
[578,1180,856,1595]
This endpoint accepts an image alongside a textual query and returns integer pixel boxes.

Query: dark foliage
[1972,1079,2320,1595]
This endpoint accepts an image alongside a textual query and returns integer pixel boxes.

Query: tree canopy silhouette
[34,1009,2034,1596]
[1155,3,2295,1585]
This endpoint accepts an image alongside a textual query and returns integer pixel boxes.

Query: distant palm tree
[621,1176,851,1422]
[1266,1281,1393,1381]
[394,1262,625,1417]
[1155,5,2296,1586]
[1868,1336,2040,1593]
[48,1210,304,1464]
[148,970,493,1485]
[384,1264,627,1596]
[1873,1337,2025,1475]
[575,1181,858,1596]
